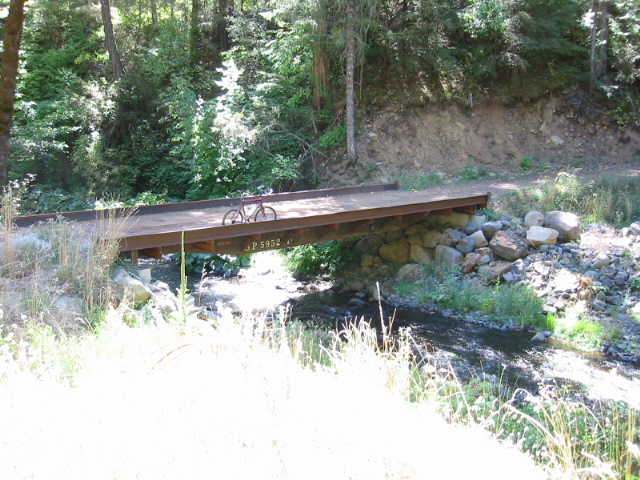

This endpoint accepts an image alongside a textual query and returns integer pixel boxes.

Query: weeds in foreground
[0,282,638,479]
[0,191,130,332]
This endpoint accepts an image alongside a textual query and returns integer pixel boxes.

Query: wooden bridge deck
[14,184,490,259]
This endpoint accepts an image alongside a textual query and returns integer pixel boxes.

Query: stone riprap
[333,210,640,364]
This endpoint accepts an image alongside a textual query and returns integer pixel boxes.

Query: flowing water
[150,252,640,408]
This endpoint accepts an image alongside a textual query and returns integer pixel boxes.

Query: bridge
[14,184,490,262]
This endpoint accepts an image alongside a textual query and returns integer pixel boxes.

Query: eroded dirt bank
[323,95,639,185]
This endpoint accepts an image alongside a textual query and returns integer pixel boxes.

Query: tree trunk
[311,0,329,112]
[345,0,357,164]
[100,0,125,80]
[216,0,232,51]
[151,0,158,23]
[0,0,27,188]
[589,0,609,93]
[190,0,201,65]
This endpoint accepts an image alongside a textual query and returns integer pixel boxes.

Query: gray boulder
[544,211,580,242]
[526,226,559,247]
[455,236,476,255]
[469,230,488,248]
[591,253,611,269]
[435,245,464,268]
[355,235,384,255]
[524,211,544,228]
[440,228,465,247]
[481,221,503,241]
[464,221,480,235]
[489,230,528,261]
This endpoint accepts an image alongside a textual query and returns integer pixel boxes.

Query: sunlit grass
[395,265,548,329]
[497,173,640,227]
[0,310,547,480]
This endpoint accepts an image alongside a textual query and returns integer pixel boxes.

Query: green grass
[398,171,447,190]
[396,265,548,329]
[498,173,640,227]
[2,304,638,479]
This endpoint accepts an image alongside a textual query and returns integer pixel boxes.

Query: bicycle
[222,192,277,225]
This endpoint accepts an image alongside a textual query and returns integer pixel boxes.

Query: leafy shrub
[178,253,252,275]
[319,124,348,149]
[282,240,358,276]
[19,185,90,214]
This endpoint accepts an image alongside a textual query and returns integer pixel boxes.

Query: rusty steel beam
[119,193,489,253]
[14,184,489,260]
[120,193,489,258]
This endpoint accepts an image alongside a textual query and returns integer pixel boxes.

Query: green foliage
[20,185,90,214]
[319,124,347,149]
[554,313,603,349]
[458,164,488,182]
[398,171,447,191]
[397,265,547,329]
[283,240,358,276]
[178,253,252,275]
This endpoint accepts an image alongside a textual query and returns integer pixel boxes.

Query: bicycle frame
[223,194,277,225]
[236,197,263,220]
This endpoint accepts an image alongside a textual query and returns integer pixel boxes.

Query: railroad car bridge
[15,184,490,262]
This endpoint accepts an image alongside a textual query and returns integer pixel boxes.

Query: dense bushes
[4,0,639,211]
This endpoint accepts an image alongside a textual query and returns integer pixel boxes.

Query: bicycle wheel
[253,206,276,222]
[223,209,244,225]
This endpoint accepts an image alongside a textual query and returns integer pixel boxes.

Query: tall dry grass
[0,308,546,480]
[0,188,131,333]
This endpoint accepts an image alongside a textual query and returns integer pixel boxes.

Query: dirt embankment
[322,95,640,186]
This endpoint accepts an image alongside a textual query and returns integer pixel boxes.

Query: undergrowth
[282,239,359,276]
[396,265,548,329]
[497,173,640,227]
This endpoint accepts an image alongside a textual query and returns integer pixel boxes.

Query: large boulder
[440,228,465,247]
[396,264,424,283]
[489,230,528,261]
[461,252,482,273]
[524,211,544,228]
[455,236,476,255]
[113,269,152,304]
[526,226,559,247]
[478,261,514,283]
[410,245,435,265]
[469,230,488,248]
[464,221,480,235]
[481,221,503,241]
[435,245,464,268]
[379,239,410,263]
[544,211,580,242]
[422,230,442,248]
[355,235,384,255]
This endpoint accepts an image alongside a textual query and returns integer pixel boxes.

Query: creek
[150,252,640,408]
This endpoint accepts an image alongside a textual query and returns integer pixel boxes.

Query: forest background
[0,0,638,212]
